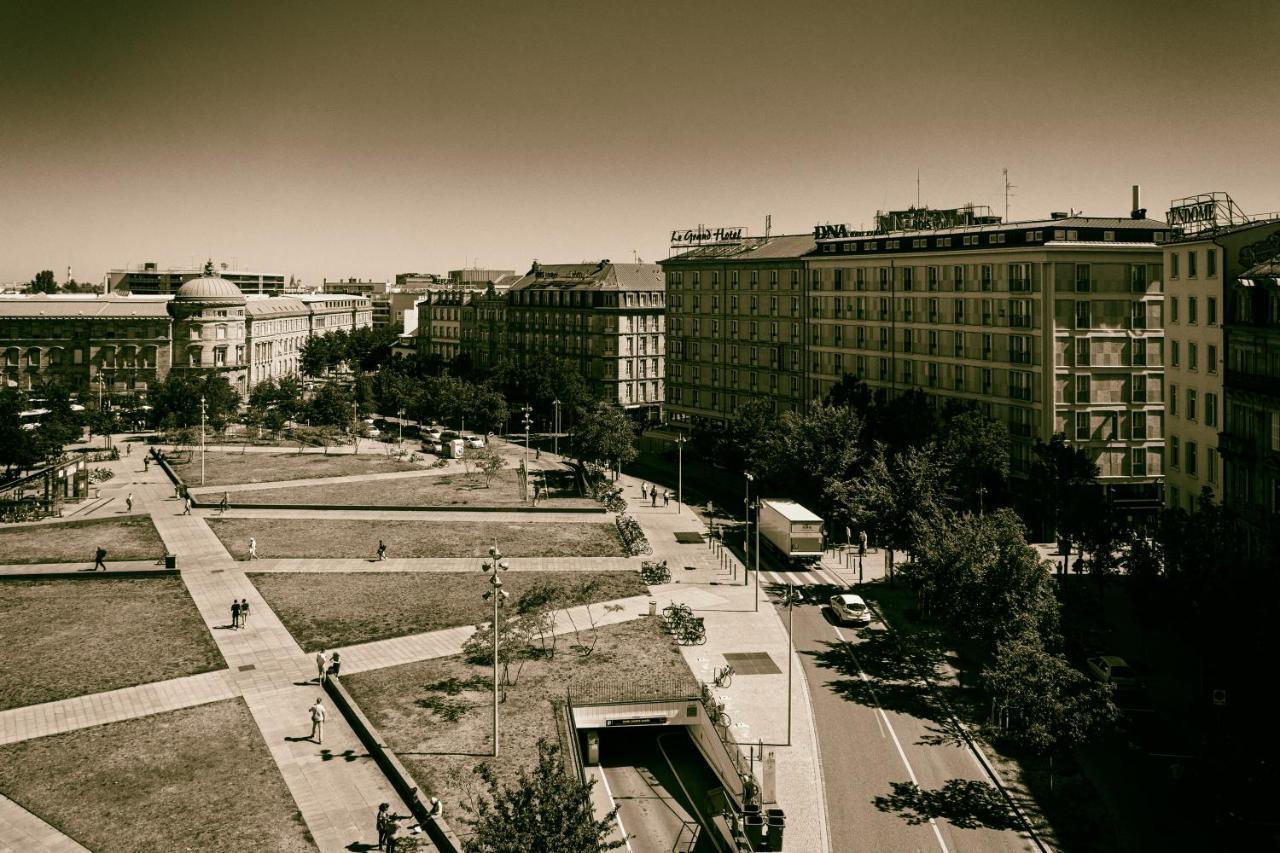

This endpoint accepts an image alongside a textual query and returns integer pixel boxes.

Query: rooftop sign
[1168,199,1216,229]
[814,206,998,240]
[1167,192,1249,236]
[670,226,746,246]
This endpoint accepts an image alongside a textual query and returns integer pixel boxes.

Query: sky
[3,0,1279,286]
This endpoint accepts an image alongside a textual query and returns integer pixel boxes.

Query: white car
[464,435,485,449]
[425,428,443,442]
[1086,655,1138,689]
[829,594,871,626]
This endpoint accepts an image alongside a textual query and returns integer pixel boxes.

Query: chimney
[1130,184,1146,220]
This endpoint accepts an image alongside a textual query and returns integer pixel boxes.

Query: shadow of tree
[873,779,1024,831]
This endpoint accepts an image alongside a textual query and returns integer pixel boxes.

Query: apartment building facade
[110,262,285,296]
[661,210,1168,506]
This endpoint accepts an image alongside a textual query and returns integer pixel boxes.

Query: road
[598,728,717,853]
[759,561,1038,853]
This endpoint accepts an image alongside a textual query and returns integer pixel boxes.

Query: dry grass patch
[249,570,645,650]
[0,698,315,852]
[0,575,224,711]
[168,450,419,487]
[211,517,624,560]
[217,467,596,509]
[344,618,698,825]
[0,515,166,565]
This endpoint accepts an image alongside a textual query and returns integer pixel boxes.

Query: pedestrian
[377,540,387,561]
[182,496,192,515]
[231,599,241,629]
[126,444,132,456]
[240,598,250,626]
[376,803,391,850]
[384,822,398,853]
[248,537,257,560]
[125,492,134,513]
[143,457,150,472]
[428,797,443,820]
[218,492,229,514]
[174,483,181,500]
[859,529,868,557]
[309,697,326,744]
[327,652,341,678]
[662,490,670,507]
[651,489,658,507]
[641,482,648,500]
[93,546,107,571]
[535,447,541,460]
[316,650,329,683]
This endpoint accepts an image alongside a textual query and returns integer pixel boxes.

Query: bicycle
[707,699,731,729]
[713,663,734,688]
[678,618,706,645]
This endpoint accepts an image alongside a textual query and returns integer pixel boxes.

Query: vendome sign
[670,226,746,245]
[1168,200,1217,229]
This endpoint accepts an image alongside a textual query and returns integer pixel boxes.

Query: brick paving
[0,794,90,853]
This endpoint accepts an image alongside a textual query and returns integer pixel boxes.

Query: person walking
[231,600,241,629]
[126,443,131,456]
[92,546,107,571]
[651,489,658,507]
[316,650,329,683]
[662,490,670,507]
[858,529,868,557]
[327,652,341,678]
[142,456,150,472]
[376,540,387,561]
[308,697,326,744]
[239,598,250,627]
[124,492,134,513]
[428,797,443,820]
[384,822,398,853]
[218,492,229,514]
[182,495,192,515]
[248,537,257,560]
[376,803,391,850]
[640,482,648,500]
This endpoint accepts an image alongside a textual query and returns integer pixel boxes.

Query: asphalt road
[599,728,717,853]
[762,565,1039,853]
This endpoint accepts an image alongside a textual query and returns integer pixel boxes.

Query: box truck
[758,499,824,568]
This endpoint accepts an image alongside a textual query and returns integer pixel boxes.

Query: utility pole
[482,546,509,756]
[522,404,533,501]
[675,433,687,513]
[743,473,753,588]
[200,396,207,486]
[352,402,359,454]
[552,398,560,457]
[784,584,801,745]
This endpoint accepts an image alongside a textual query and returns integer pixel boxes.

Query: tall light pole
[397,407,404,453]
[482,546,510,756]
[753,501,761,612]
[200,395,207,486]
[552,398,561,458]
[352,401,359,454]
[743,473,753,587]
[675,433,687,513]
[522,403,533,502]
[783,583,802,745]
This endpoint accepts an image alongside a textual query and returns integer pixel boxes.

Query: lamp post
[521,404,533,502]
[552,398,561,457]
[743,473,753,588]
[753,501,760,612]
[200,395,207,486]
[482,546,510,756]
[675,433,687,513]
[783,583,802,745]
[397,407,404,453]
[352,401,359,454]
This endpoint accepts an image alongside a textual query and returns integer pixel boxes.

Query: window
[1186,441,1198,475]
[981,265,993,290]
[1188,251,1198,277]
[1207,250,1217,277]
[1131,447,1147,476]
[1171,253,1179,278]
[1188,342,1198,371]
[1188,296,1198,324]
[1133,264,1149,291]
[1207,447,1219,484]
[1131,412,1147,440]
[878,268,889,290]
[1171,341,1180,367]
[1074,264,1091,292]
[952,266,964,290]
[1170,435,1181,469]
[1076,337,1092,366]
[954,299,966,324]
[1187,389,1198,422]
[1104,230,1116,242]
[1076,375,1090,403]
[1169,384,1178,416]
[1132,340,1147,366]
[1205,393,1218,427]
[1075,301,1091,329]
[1208,296,1218,324]
[1075,411,1090,440]
[927,266,939,290]
[1131,374,1146,403]
[901,267,913,291]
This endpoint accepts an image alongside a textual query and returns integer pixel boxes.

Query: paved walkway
[186,466,452,496]
[246,555,638,573]
[0,794,89,853]
[0,560,165,575]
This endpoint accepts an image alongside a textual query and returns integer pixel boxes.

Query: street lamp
[552,398,561,458]
[782,583,802,745]
[743,473,753,588]
[352,401,359,455]
[675,433,687,514]
[200,395,207,486]
[397,407,404,453]
[481,546,510,756]
[750,500,760,613]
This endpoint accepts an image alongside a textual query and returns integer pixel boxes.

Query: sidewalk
[245,556,637,573]
[0,794,89,853]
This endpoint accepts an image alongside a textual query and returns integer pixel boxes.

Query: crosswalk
[757,562,853,593]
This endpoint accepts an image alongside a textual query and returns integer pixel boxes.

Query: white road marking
[833,624,950,853]
[597,765,634,852]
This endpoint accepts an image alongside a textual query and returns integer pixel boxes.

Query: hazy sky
[3,0,1279,286]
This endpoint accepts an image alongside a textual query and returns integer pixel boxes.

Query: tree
[149,372,237,430]
[935,405,1010,513]
[470,445,505,487]
[23,270,57,294]
[867,388,940,455]
[823,373,874,412]
[571,403,636,474]
[717,398,776,474]
[307,380,354,429]
[0,388,41,474]
[755,403,864,525]
[463,739,624,853]
[1028,434,1100,546]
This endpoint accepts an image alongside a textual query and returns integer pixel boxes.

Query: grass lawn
[249,570,646,650]
[0,515,166,565]
[211,467,597,508]
[167,450,420,487]
[344,617,698,827]
[0,698,315,852]
[210,518,625,560]
[0,575,224,711]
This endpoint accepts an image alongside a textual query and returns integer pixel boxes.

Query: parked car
[425,427,443,441]
[425,441,444,454]
[1086,655,1138,689]
[829,594,872,626]
[464,435,485,449]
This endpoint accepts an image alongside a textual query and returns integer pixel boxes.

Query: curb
[0,569,179,581]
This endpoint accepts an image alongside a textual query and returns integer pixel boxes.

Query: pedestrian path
[213,507,606,522]
[0,560,164,575]
[0,669,239,747]
[186,466,454,496]
[0,794,90,853]
[246,556,638,573]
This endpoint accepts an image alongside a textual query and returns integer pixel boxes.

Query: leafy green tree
[755,403,864,524]
[936,405,1010,513]
[823,373,874,412]
[571,402,636,474]
[463,739,624,853]
[867,388,940,455]
[465,384,509,435]
[1028,434,1100,546]
[307,380,354,428]
[470,444,506,486]
[717,398,776,474]
[0,388,41,474]
[23,270,57,294]
[149,372,237,430]
[30,383,84,459]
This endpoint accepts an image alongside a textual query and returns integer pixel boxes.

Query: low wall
[324,675,464,853]
[0,569,179,581]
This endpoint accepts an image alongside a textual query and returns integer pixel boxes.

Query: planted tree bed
[166,450,420,487]
[0,699,315,852]
[0,574,224,711]
[343,617,698,829]
[211,518,625,561]
[0,515,166,565]
[212,467,595,508]
[249,570,644,650]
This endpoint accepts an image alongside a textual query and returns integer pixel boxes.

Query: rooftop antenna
[916,170,921,208]
[765,214,772,238]
[1003,168,1016,221]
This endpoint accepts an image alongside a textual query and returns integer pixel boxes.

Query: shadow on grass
[874,779,1025,831]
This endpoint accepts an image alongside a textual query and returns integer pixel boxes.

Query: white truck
[758,499,824,568]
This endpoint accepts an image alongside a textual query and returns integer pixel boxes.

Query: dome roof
[175,276,246,302]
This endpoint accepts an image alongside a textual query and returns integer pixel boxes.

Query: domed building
[168,271,251,394]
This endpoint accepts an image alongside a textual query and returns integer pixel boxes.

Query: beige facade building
[662,207,1169,506]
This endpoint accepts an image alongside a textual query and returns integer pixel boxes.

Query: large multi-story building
[1161,193,1280,510]
[418,289,473,361]
[661,201,1169,506]
[1,273,370,400]
[108,261,286,296]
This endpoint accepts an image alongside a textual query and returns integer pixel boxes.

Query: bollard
[648,600,657,617]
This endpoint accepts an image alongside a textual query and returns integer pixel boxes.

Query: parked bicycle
[713,663,734,688]
[641,559,671,585]
[707,699,731,728]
